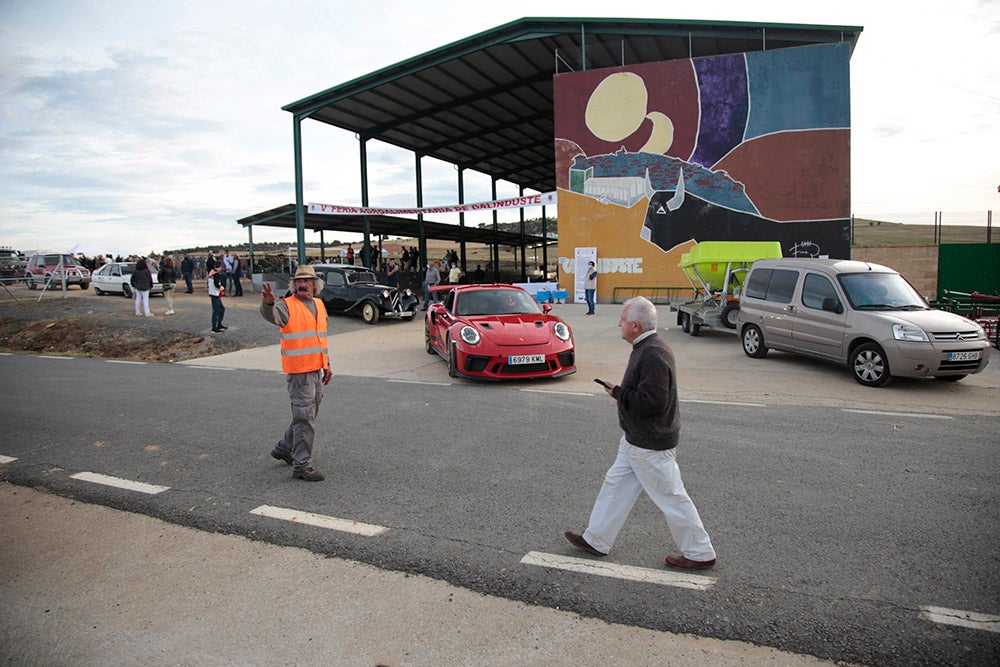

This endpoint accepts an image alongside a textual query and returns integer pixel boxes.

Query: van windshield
[838,272,928,311]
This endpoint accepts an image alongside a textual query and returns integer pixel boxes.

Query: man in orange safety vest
[260,265,332,481]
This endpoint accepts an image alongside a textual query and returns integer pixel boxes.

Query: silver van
[737,258,991,386]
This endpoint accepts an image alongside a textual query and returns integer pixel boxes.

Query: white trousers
[134,289,150,315]
[583,435,716,561]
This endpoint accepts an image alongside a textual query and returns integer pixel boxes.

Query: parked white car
[91,262,163,298]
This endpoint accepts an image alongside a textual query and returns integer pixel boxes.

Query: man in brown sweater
[565,296,717,569]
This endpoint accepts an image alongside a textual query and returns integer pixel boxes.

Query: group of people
[118,250,245,333]
[204,250,245,297]
[419,260,493,309]
[257,274,717,570]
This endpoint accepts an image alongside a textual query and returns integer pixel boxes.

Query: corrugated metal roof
[238,204,550,246]
[283,16,862,194]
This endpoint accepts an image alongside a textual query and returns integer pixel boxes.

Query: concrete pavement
[0,482,836,666]
[4,300,996,665]
[182,300,1000,415]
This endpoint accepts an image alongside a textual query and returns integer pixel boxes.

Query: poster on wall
[574,247,597,304]
[554,42,853,297]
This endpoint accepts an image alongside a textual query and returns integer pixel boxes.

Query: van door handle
[786,305,796,313]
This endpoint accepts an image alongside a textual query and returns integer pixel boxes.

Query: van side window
[802,273,838,310]
[746,268,798,303]
[766,270,798,303]
[326,272,344,287]
[745,269,771,300]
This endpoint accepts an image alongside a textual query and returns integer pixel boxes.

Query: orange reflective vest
[279,296,329,374]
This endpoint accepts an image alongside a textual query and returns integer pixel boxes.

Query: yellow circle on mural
[585,72,648,142]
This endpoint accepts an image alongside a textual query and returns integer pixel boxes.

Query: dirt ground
[0,282,273,362]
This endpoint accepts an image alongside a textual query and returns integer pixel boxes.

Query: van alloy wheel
[741,324,768,358]
[851,342,892,387]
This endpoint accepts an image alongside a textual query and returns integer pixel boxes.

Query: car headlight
[460,325,480,345]
[381,290,390,299]
[403,288,413,297]
[892,323,928,342]
[553,322,571,341]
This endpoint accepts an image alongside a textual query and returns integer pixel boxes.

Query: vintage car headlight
[403,288,413,297]
[892,323,928,342]
[553,322,570,341]
[459,325,480,345]
[381,290,391,299]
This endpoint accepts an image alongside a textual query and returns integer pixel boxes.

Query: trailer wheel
[681,312,691,333]
[690,321,701,337]
[721,304,739,329]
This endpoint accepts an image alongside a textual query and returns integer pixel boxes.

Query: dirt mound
[0,317,221,362]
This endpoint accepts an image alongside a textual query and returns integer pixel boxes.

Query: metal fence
[852,211,995,246]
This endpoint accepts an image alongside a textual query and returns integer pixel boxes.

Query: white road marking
[520,551,716,591]
[182,365,236,371]
[520,388,595,397]
[0,352,12,356]
[69,471,169,495]
[921,606,1000,633]
[842,409,952,420]
[250,505,388,537]
[682,399,766,407]
[38,355,73,360]
[106,360,146,365]
[387,379,451,386]
[0,455,17,464]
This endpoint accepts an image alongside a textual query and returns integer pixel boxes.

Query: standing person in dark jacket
[180,255,195,293]
[565,296,716,569]
[231,254,244,296]
[208,265,226,332]
[130,259,154,317]
[159,256,177,315]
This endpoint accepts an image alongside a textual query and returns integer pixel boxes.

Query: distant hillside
[852,218,993,246]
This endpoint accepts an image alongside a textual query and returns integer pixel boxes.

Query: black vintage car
[309,264,419,324]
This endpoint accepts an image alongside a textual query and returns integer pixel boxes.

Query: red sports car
[425,284,576,380]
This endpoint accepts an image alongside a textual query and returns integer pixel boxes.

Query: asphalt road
[2,346,998,664]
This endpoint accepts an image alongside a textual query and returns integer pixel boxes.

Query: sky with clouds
[1,0,997,257]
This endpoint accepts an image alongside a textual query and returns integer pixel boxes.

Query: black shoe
[211,328,222,333]
[219,325,228,330]
[270,449,293,465]
[292,467,324,481]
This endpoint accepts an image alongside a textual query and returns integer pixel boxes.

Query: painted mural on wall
[554,43,852,295]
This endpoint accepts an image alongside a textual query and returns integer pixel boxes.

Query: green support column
[491,178,499,282]
[416,154,426,274]
[293,115,306,267]
[247,224,255,276]
[359,137,371,268]
[519,185,526,282]
[457,167,466,272]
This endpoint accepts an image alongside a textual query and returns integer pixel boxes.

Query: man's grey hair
[622,296,658,332]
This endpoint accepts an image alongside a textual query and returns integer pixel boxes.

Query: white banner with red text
[307,191,557,217]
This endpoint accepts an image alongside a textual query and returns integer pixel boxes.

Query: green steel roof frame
[272,17,862,265]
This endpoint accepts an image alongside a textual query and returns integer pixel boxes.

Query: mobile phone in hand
[594,378,609,388]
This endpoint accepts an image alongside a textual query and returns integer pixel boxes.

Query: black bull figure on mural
[643,188,850,259]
